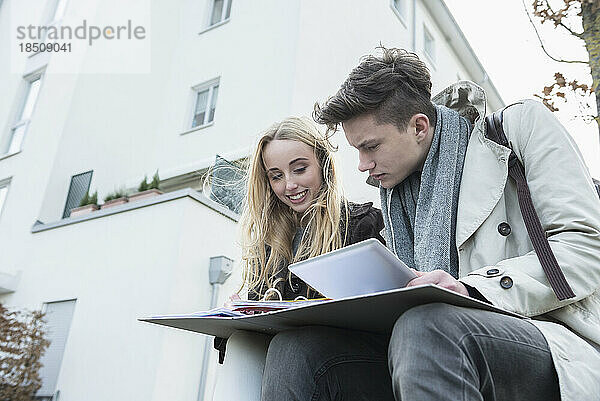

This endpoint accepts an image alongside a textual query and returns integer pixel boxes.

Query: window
[0,179,10,218]
[62,171,93,218]
[191,79,219,129]
[391,0,407,23]
[36,300,76,399]
[46,0,67,25]
[423,26,435,63]
[49,0,68,24]
[32,0,68,48]
[5,75,42,155]
[209,0,232,27]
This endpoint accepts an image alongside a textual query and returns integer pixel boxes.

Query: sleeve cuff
[464,283,491,304]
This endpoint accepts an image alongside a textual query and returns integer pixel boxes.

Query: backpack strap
[485,110,575,301]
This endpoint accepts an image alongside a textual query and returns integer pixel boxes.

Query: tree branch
[524,0,588,63]
[543,0,585,38]
[558,18,584,37]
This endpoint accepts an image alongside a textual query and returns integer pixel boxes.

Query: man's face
[343,113,433,189]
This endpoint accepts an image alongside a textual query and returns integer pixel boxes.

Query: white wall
[34,0,304,225]
[1,195,241,400]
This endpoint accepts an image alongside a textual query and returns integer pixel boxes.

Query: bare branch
[0,304,49,401]
[557,16,584,37]
[535,0,585,38]
[524,0,588,63]
[534,93,560,111]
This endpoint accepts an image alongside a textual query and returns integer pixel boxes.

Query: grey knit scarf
[380,105,471,278]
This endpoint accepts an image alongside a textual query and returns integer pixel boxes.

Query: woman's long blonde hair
[240,117,348,299]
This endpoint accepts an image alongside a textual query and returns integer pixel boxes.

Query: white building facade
[0,1,503,400]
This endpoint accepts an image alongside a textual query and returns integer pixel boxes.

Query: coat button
[486,268,499,276]
[498,222,512,236]
[500,276,513,289]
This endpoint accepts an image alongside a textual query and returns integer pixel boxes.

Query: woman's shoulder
[347,201,385,222]
[345,201,385,245]
[347,201,376,217]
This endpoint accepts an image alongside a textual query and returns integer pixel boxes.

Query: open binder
[141,284,523,338]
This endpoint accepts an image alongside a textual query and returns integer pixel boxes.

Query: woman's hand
[406,269,469,297]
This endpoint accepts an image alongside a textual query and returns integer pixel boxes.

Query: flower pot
[101,197,128,209]
[69,204,99,217]
[127,189,163,203]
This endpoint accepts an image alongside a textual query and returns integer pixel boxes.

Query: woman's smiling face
[262,139,323,214]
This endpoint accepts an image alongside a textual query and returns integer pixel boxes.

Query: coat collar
[432,81,511,249]
[432,80,487,127]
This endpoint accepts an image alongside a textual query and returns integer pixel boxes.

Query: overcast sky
[444,0,599,176]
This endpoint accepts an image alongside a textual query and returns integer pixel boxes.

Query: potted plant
[69,190,99,217]
[101,188,128,209]
[128,170,163,202]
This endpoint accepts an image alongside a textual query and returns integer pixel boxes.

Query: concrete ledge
[198,18,230,35]
[0,271,21,294]
[31,188,239,233]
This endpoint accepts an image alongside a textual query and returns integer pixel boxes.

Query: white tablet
[288,238,417,299]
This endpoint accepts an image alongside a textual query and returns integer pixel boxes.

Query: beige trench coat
[429,81,600,400]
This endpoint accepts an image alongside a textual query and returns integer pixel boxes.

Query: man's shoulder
[492,99,559,150]
[496,99,548,122]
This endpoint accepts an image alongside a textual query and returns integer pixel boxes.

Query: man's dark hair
[314,47,436,134]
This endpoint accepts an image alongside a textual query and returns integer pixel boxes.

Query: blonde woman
[240,116,384,301]
[214,117,384,364]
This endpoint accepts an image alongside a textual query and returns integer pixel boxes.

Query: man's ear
[412,114,430,144]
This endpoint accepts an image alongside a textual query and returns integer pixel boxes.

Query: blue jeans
[261,303,560,401]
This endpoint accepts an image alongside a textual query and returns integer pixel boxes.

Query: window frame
[48,0,69,25]
[29,0,69,57]
[183,78,220,134]
[199,0,232,34]
[4,71,44,157]
[0,178,11,222]
[36,298,77,399]
[62,170,93,219]
[423,24,436,66]
[208,0,232,27]
[390,0,408,27]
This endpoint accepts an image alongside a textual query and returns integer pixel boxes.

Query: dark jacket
[214,202,385,363]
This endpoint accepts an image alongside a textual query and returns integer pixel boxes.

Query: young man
[260,48,600,400]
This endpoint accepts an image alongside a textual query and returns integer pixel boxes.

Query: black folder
[140,284,523,338]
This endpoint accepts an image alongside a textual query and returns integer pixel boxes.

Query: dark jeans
[261,303,560,401]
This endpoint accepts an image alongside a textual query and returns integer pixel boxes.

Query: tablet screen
[289,239,417,299]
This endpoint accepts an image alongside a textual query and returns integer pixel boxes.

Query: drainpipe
[197,256,233,401]
[411,0,417,52]
[480,71,489,85]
